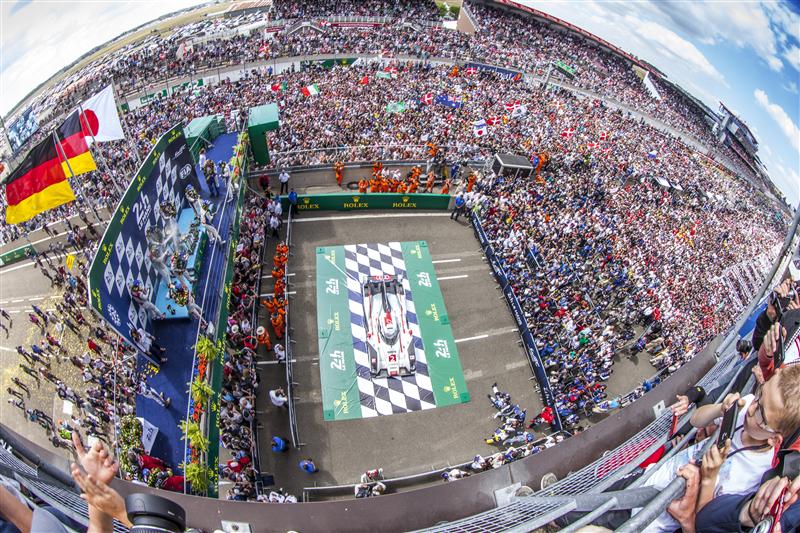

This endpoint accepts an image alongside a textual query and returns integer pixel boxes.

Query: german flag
[4,132,75,224]
[57,110,96,176]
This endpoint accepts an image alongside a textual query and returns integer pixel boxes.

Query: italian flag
[301,83,321,97]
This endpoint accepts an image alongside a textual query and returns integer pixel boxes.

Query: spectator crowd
[0,0,791,517]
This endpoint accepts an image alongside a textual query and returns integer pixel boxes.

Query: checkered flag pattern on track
[343,242,436,417]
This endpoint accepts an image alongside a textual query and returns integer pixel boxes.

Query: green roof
[184,116,217,139]
[248,103,280,131]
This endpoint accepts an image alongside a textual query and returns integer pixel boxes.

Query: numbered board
[316,241,469,421]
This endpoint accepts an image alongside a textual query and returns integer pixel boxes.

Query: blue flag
[435,94,463,109]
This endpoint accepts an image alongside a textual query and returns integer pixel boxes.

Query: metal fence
[284,207,301,447]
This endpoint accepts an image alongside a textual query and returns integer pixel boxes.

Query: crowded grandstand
[0,1,797,532]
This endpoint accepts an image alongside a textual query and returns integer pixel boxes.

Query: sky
[519,0,800,205]
[0,0,205,114]
[1,0,798,203]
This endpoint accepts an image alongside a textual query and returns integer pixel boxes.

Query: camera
[736,339,752,355]
[125,493,186,533]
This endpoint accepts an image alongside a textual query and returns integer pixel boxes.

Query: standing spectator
[299,458,318,474]
[279,169,290,195]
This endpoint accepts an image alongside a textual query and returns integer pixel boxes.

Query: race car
[362,275,416,378]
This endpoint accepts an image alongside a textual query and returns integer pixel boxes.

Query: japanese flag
[78,85,124,143]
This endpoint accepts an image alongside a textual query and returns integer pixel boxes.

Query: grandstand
[0,1,797,532]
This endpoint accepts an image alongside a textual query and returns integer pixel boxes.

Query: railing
[249,195,267,483]
[112,50,751,184]
[471,214,563,430]
[415,349,742,533]
[284,207,300,447]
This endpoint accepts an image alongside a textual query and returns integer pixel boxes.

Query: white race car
[363,275,417,378]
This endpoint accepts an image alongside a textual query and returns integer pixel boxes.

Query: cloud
[783,80,799,95]
[783,45,800,72]
[9,0,31,15]
[645,1,786,71]
[0,0,205,116]
[754,88,800,153]
[628,17,727,84]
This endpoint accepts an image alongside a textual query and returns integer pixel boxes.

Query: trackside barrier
[284,207,301,448]
[0,243,35,266]
[470,215,562,431]
[303,459,473,500]
[279,192,451,212]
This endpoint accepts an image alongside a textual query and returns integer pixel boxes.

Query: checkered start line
[343,242,436,417]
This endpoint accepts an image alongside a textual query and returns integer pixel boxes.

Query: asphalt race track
[251,210,657,497]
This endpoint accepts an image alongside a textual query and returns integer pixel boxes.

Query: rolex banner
[280,193,451,212]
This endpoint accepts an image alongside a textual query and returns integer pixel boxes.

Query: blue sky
[1,0,798,203]
[520,0,800,205]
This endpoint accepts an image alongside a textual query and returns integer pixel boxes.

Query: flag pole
[53,128,100,222]
[78,102,124,199]
[112,83,142,167]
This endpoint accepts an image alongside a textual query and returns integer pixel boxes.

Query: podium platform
[154,208,207,320]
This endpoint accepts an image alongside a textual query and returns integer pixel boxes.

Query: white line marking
[259,291,296,297]
[1,252,71,273]
[10,299,25,303]
[432,258,462,264]
[294,212,451,223]
[28,297,45,301]
[0,346,15,352]
[464,369,485,380]
[506,360,529,370]
[455,334,489,343]
[262,273,295,279]
[438,274,469,281]
[257,359,295,365]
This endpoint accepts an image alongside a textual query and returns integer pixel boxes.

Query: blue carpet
[135,132,239,471]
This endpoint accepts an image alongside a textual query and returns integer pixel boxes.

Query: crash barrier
[284,207,301,448]
[279,192,451,212]
[303,458,473,500]
[471,215,562,431]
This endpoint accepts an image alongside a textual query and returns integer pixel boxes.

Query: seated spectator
[558,364,800,531]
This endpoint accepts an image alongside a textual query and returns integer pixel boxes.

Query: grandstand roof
[719,102,758,147]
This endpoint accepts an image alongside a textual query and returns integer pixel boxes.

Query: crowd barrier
[284,207,301,448]
[471,215,562,430]
[279,192,451,212]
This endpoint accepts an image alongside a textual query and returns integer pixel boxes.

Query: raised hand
[72,430,118,485]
